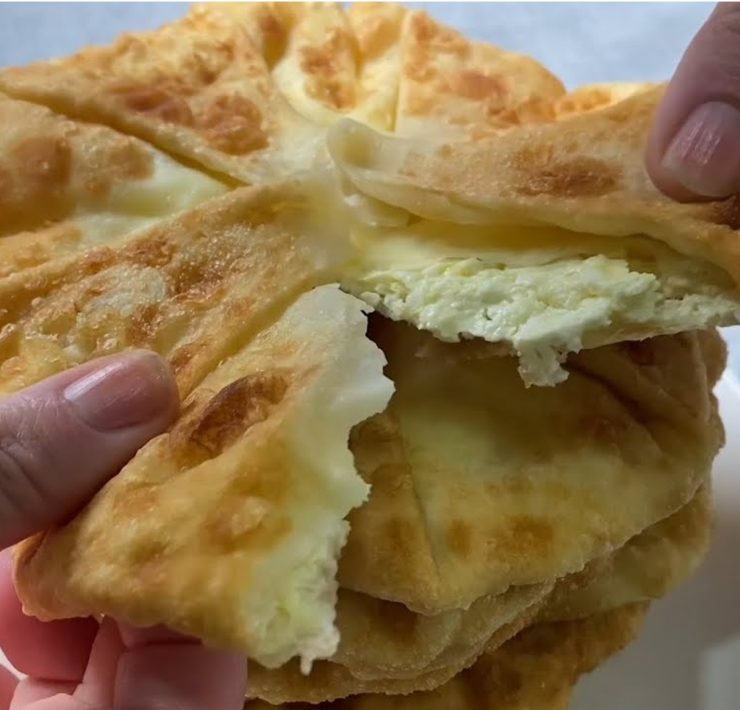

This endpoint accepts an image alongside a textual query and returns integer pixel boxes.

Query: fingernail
[63,352,176,431]
[661,101,740,198]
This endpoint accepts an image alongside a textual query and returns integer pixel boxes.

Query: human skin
[646,3,740,201]
[0,351,248,710]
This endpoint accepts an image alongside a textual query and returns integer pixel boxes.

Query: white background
[0,4,739,709]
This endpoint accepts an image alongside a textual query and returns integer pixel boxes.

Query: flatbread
[0,94,226,276]
[331,582,550,682]
[246,598,544,704]
[14,283,392,671]
[554,82,657,118]
[394,10,565,140]
[7,181,394,670]
[0,2,727,686]
[339,318,722,613]
[0,179,349,397]
[247,476,707,702]
[329,90,740,384]
[542,483,712,622]
[0,5,326,183]
[245,603,647,709]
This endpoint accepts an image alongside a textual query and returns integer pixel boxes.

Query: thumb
[0,351,178,548]
[646,3,740,200]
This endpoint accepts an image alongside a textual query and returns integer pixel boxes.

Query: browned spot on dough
[124,235,175,269]
[12,136,72,189]
[171,371,289,465]
[169,343,198,376]
[199,94,268,154]
[257,7,289,67]
[447,518,473,558]
[301,29,355,111]
[410,11,465,53]
[513,148,619,198]
[117,85,194,125]
[207,495,289,552]
[489,516,554,559]
[709,195,740,230]
[126,303,160,346]
[450,70,505,101]
[83,140,154,198]
[381,517,417,561]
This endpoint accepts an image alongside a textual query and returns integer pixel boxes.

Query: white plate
[573,372,740,710]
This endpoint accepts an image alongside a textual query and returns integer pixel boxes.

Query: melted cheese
[345,222,740,386]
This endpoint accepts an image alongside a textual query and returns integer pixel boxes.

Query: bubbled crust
[0,5,326,182]
[0,3,570,179]
[0,95,151,235]
[395,10,565,139]
[0,182,338,398]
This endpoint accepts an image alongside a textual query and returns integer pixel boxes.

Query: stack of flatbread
[0,4,735,707]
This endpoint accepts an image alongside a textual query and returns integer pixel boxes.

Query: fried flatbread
[0,5,326,183]
[542,483,712,622]
[329,90,740,384]
[394,10,564,140]
[246,598,544,704]
[339,318,722,613]
[0,94,226,276]
[245,603,647,709]
[331,582,550,682]
[7,181,393,670]
[0,180,348,396]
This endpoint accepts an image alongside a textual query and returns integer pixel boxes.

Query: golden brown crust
[0,94,226,276]
[395,11,564,140]
[6,181,396,670]
[0,182,340,396]
[247,596,545,704]
[13,281,393,669]
[541,484,712,622]
[0,2,730,686]
[330,87,740,287]
[331,583,549,682]
[245,603,647,709]
[339,320,721,613]
[0,5,326,182]
[554,82,658,118]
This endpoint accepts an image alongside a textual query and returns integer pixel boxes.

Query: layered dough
[0,2,733,699]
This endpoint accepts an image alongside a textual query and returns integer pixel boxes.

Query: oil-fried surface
[246,604,647,709]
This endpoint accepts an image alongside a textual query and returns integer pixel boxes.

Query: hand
[646,3,740,200]
[0,352,247,709]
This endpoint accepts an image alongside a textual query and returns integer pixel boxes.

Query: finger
[10,680,76,708]
[646,3,740,199]
[13,696,88,710]
[72,618,122,709]
[114,630,247,710]
[0,350,178,548]
[0,550,96,682]
[0,666,17,709]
